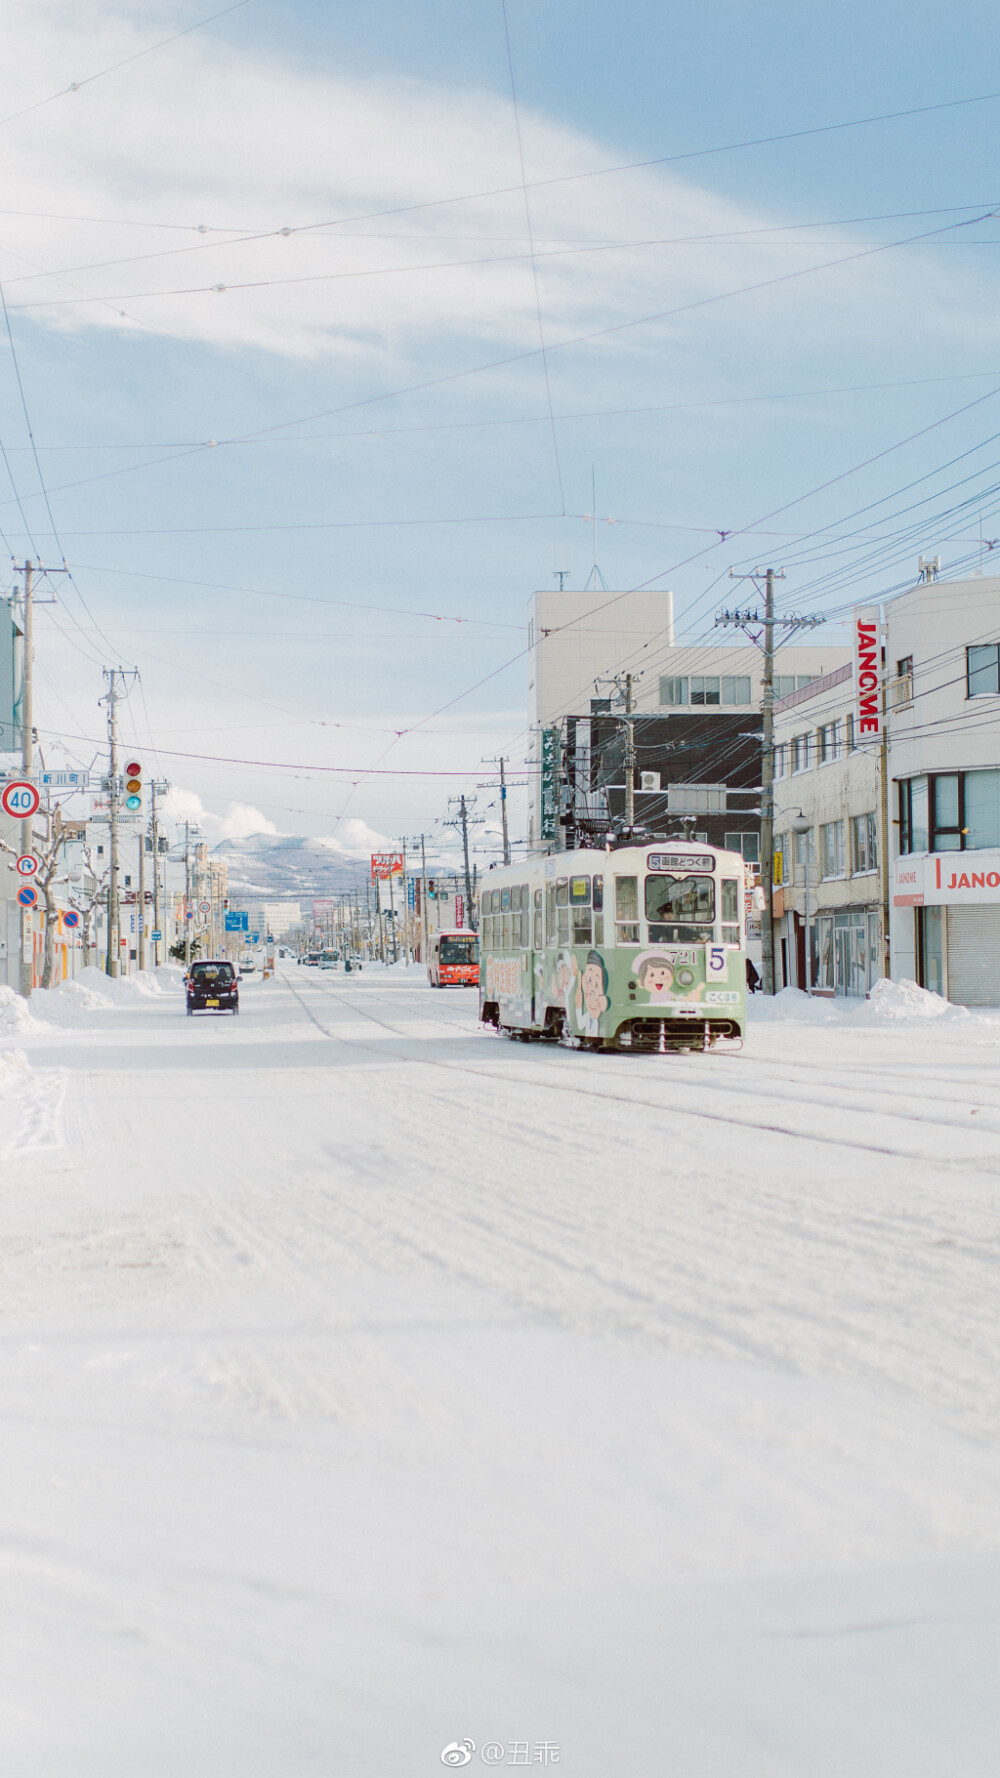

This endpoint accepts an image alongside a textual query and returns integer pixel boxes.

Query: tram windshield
[440,936,479,964]
[645,873,715,943]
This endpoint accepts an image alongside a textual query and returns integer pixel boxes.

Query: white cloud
[315,817,390,859]
[0,1,985,380]
[162,785,279,841]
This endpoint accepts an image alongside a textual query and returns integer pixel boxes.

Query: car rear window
[190,963,234,982]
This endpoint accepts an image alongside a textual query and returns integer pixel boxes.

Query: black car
[186,959,239,1015]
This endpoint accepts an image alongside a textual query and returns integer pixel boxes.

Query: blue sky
[1,0,999,857]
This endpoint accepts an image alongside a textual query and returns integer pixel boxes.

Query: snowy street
[2,966,1000,1775]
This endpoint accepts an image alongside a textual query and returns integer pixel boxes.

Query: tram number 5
[708,945,727,974]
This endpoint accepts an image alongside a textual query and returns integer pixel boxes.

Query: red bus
[427,928,479,988]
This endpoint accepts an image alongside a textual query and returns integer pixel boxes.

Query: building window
[851,812,879,873]
[932,775,961,851]
[773,743,786,778]
[898,777,928,854]
[968,644,1000,697]
[816,720,842,763]
[660,676,688,706]
[791,734,810,773]
[690,676,720,706]
[724,831,760,863]
[775,675,796,699]
[721,675,752,704]
[964,769,1000,849]
[845,712,855,752]
[793,826,812,873]
[820,820,845,879]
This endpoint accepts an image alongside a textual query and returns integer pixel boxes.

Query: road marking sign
[16,883,38,907]
[2,781,40,819]
[63,909,80,929]
[199,900,212,914]
[14,853,38,876]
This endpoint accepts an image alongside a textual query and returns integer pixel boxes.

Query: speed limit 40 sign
[1,780,40,820]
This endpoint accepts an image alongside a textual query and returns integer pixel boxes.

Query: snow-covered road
[1,966,999,1775]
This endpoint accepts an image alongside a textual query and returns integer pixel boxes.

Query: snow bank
[750,977,999,1029]
[860,976,972,1022]
[0,985,50,1035]
[0,1046,28,1088]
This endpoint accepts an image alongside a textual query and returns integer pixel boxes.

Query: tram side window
[502,911,512,949]
[721,877,741,946]
[534,908,542,949]
[593,874,604,944]
[501,887,510,912]
[570,876,591,945]
[545,882,556,945]
[615,875,640,945]
[556,877,570,945]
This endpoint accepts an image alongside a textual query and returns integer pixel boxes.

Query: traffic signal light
[427,878,436,898]
[124,759,142,811]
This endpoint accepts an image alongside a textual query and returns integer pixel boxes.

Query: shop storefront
[893,852,1000,1004]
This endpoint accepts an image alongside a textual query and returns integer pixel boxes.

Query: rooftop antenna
[551,541,571,591]
[583,465,608,591]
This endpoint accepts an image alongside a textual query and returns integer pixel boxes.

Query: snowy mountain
[213,832,374,903]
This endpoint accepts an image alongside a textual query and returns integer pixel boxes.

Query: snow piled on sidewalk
[0,985,50,1036]
[750,977,998,1029]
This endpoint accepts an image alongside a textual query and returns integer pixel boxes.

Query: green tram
[479,842,747,1052]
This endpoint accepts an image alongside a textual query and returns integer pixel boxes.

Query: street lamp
[790,810,811,991]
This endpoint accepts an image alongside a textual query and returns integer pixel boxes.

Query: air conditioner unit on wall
[639,771,661,793]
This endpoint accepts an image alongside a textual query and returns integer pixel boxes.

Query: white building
[772,666,884,996]
[527,585,848,845]
[886,572,1000,1004]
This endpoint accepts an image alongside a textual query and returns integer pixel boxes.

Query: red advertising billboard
[371,852,403,881]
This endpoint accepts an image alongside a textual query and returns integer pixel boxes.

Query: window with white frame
[723,831,759,863]
[791,733,810,772]
[690,676,720,706]
[820,819,845,878]
[851,811,878,873]
[773,743,786,778]
[660,675,688,706]
[721,675,752,704]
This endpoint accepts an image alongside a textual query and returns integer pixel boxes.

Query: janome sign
[893,851,1000,907]
[853,607,882,738]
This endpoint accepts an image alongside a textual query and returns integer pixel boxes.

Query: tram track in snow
[282,972,1000,1174]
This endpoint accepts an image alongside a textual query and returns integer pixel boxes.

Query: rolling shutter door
[945,906,1000,1005]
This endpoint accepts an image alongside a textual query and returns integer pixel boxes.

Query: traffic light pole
[184,820,192,970]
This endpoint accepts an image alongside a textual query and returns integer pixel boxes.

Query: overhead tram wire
[12,204,996,320]
[0,0,254,131]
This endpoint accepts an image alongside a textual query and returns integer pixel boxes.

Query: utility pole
[489,756,511,865]
[18,561,34,997]
[184,820,192,969]
[137,828,145,974]
[445,795,481,928]
[717,571,824,997]
[102,667,123,979]
[421,834,428,962]
[149,780,167,968]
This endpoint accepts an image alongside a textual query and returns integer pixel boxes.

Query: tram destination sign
[647,852,715,872]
